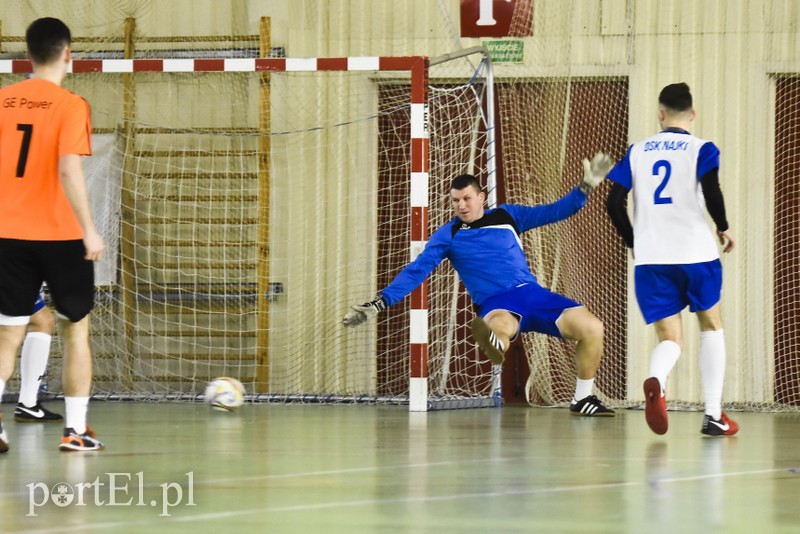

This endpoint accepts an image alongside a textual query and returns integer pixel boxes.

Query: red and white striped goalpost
[0,56,433,411]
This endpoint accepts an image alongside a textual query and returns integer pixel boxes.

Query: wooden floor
[1,402,799,533]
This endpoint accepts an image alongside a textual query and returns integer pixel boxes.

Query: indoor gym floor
[0,402,798,533]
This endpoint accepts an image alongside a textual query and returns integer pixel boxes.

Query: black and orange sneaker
[0,413,9,453]
[643,377,668,435]
[701,412,739,436]
[570,395,615,417]
[14,402,63,423]
[59,426,104,452]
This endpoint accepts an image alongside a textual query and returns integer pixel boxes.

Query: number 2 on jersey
[16,123,33,178]
[652,159,672,205]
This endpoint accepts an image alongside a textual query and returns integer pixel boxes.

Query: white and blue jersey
[607,129,723,323]
[381,187,587,309]
[607,130,720,266]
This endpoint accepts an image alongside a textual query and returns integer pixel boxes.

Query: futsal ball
[204,377,245,412]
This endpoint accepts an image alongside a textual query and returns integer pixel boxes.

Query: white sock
[18,332,51,407]
[649,340,682,392]
[700,329,726,419]
[574,378,595,401]
[65,396,89,434]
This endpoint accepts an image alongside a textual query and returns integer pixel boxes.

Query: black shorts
[0,239,95,322]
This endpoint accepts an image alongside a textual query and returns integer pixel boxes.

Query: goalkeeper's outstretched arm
[342,225,451,328]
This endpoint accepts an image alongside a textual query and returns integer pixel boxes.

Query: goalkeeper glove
[579,152,615,194]
[342,296,387,327]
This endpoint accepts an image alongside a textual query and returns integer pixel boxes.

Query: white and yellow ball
[204,377,245,412]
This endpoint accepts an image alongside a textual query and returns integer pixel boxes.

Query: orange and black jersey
[0,78,92,240]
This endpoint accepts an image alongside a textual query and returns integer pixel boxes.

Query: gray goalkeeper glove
[579,152,615,194]
[343,296,387,327]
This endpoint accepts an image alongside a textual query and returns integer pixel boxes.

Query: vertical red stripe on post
[410,206,428,242]
[409,283,428,310]
[411,138,429,173]
[410,344,429,378]
[410,57,429,104]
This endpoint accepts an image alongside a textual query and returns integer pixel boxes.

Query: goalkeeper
[344,153,616,416]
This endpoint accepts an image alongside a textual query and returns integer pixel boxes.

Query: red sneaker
[0,413,9,453]
[643,377,668,435]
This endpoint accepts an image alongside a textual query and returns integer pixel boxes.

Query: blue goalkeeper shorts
[477,283,581,339]
[634,260,722,324]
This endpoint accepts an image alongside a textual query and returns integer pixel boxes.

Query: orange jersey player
[0,17,104,453]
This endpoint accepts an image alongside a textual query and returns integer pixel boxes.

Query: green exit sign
[483,40,524,63]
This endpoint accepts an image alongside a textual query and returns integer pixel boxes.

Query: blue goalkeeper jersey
[380,187,588,307]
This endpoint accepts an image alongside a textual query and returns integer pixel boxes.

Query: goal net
[1,45,502,409]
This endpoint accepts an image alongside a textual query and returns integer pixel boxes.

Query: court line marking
[0,456,521,498]
[193,456,521,485]
[7,466,795,533]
